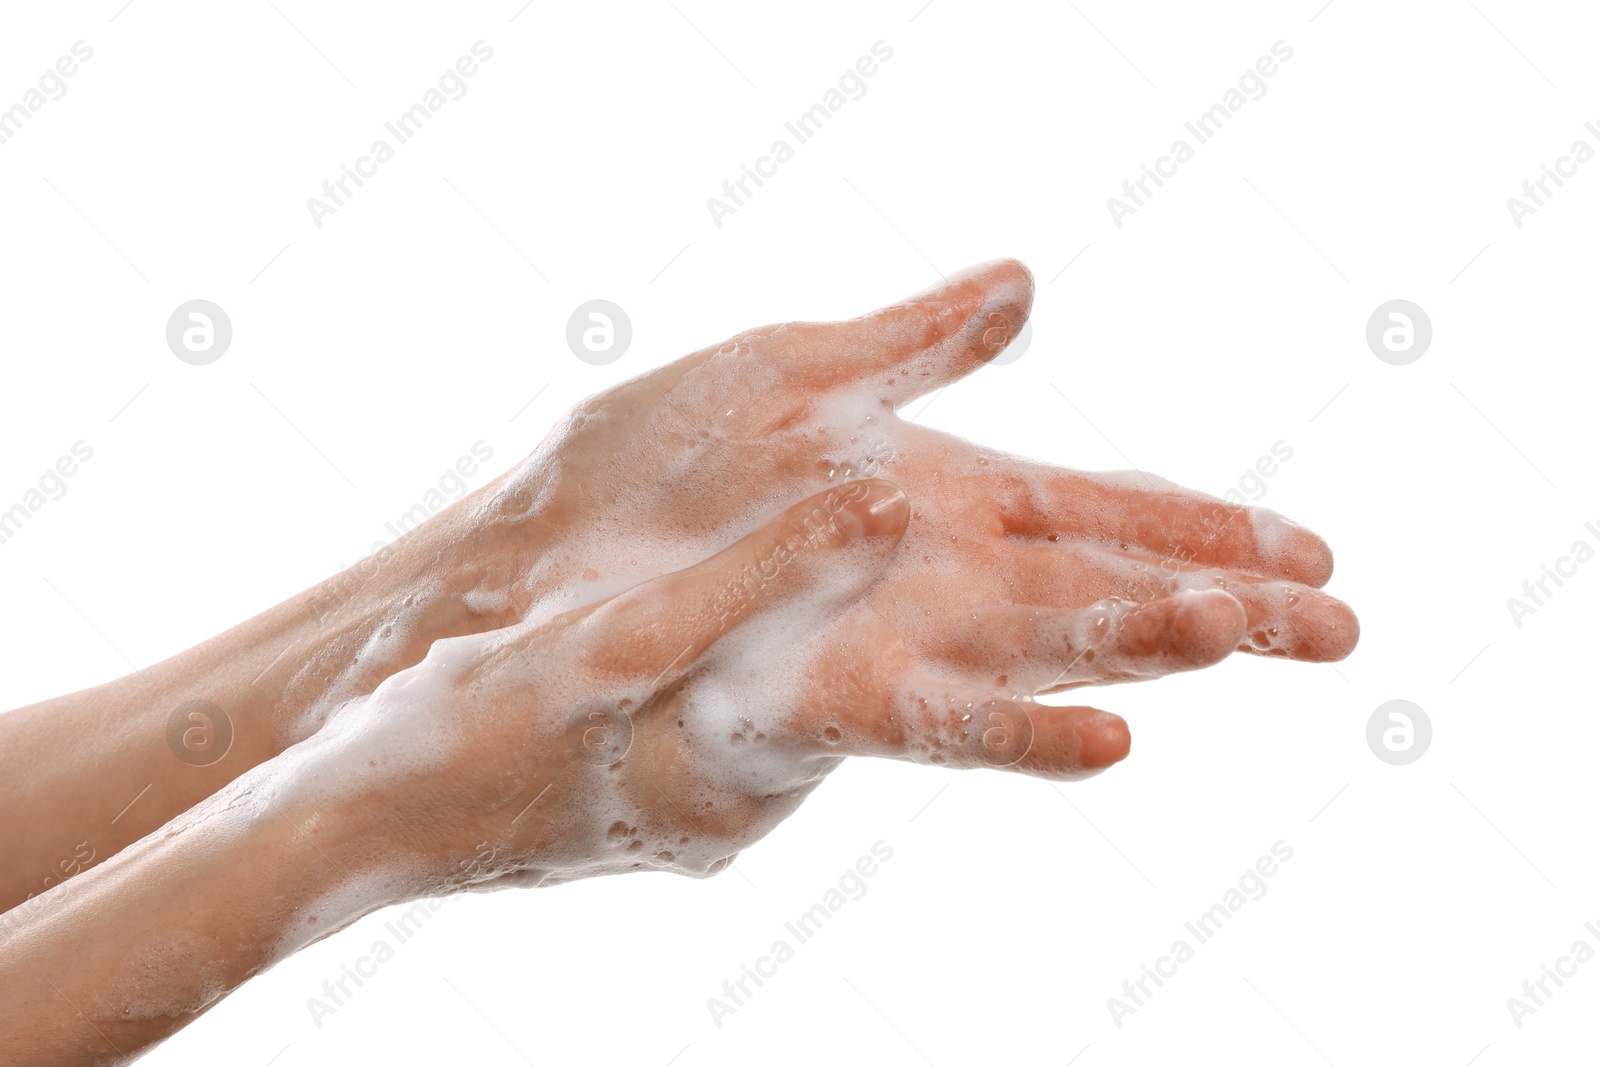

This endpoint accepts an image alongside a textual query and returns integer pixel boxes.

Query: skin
[0,259,1356,1063]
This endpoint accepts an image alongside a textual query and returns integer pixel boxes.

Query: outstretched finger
[818,689,1131,781]
[781,259,1035,407]
[964,454,1337,588]
[927,589,1247,693]
[998,541,1358,664]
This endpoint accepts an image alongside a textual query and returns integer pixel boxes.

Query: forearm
[0,526,457,910]
[0,753,401,1065]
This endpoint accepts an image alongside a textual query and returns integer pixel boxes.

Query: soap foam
[256,277,1343,929]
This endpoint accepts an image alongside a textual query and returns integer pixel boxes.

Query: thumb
[578,479,910,689]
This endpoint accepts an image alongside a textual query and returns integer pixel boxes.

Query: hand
[287,479,913,890]
[346,260,1356,782]
[0,258,1357,914]
[0,479,903,1063]
[0,261,1361,1063]
[282,259,1360,892]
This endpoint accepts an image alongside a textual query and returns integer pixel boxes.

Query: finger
[1216,574,1360,663]
[823,692,1129,782]
[1008,467,1334,587]
[928,589,1247,693]
[577,479,910,687]
[1003,543,1358,664]
[964,454,1336,588]
[779,259,1035,406]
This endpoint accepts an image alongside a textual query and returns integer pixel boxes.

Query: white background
[1,1,1595,1064]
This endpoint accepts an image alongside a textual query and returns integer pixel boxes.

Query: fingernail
[836,480,909,540]
[1078,709,1131,770]
[1251,507,1335,587]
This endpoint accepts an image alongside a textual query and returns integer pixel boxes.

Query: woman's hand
[277,259,1361,891]
[326,259,1356,781]
[0,257,1357,916]
[293,479,917,892]
[0,482,915,1064]
[0,260,1360,1063]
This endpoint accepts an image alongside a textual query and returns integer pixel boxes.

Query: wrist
[241,502,515,753]
[0,759,405,1061]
